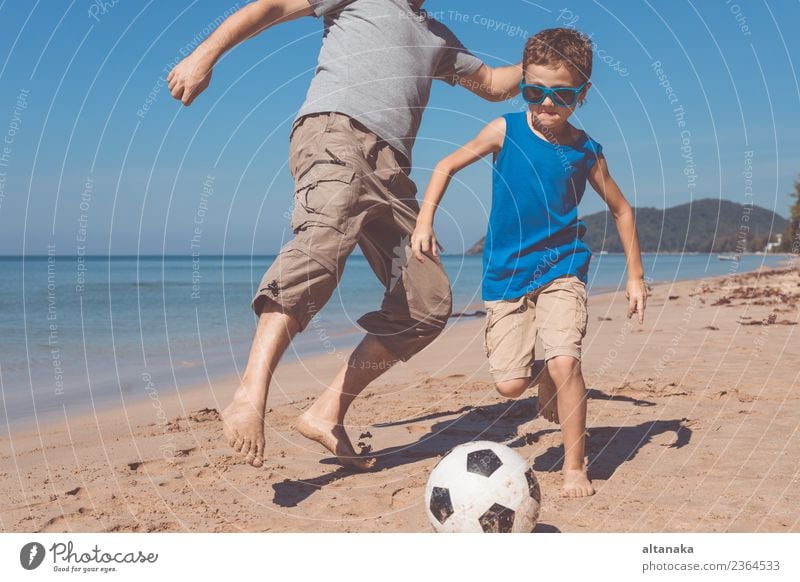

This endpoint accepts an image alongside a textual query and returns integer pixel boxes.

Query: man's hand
[411,223,439,263]
[168,50,216,106]
[626,277,647,324]
[167,0,314,107]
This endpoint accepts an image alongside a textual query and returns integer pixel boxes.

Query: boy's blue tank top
[483,111,602,301]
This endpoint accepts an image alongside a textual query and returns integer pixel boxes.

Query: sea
[0,253,789,427]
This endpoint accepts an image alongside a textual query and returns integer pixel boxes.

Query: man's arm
[411,118,506,261]
[167,0,314,106]
[457,63,523,102]
[588,155,647,323]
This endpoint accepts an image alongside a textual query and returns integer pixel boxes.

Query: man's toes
[241,438,253,456]
[233,437,245,453]
[251,440,265,467]
[353,458,375,471]
[246,439,264,467]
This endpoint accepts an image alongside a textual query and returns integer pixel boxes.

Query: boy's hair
[523,28,593,82]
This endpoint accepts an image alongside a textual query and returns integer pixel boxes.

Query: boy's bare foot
[221,386,266,468]
[536,379,559,423]
[295,411,376,471]
[561,465,594,498]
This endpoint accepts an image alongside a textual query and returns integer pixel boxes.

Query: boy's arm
[588,155,648,323]
[167,0,315,106]
[458,63,523,102]
[411,118,506,262]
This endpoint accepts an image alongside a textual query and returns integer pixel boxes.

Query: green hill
[465,198,788,255]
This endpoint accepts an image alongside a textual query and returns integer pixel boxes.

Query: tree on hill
[780,175,799,253]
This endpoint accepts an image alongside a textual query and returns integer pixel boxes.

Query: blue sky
[0,0,798,255]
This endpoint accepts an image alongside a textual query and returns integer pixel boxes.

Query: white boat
[717,254,740,261]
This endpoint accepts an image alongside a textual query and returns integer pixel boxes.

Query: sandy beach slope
[1,264,798,532]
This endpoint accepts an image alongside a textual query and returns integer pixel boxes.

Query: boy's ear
[578,81,592,107]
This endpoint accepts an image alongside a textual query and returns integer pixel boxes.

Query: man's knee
[404,256,452,331]
[427,285,452,335]
[495,378,529,399]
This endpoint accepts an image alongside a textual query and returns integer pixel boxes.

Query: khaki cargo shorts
[483,275,588,382]
[252,112,452,361]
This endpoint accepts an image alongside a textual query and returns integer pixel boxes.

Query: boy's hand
[626,277,647,323]
[411,223,439,263]
[168,49,215,106]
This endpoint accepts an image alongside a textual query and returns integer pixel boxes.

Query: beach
[1,262,798,533]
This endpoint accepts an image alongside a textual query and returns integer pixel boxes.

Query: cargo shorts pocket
[482,299,525,357]
[291,162,357,233]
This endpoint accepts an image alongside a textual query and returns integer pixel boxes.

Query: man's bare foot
[561,465,594,498]
[221,386,266,468]
[537,379,559,423]
[295,411,376,471]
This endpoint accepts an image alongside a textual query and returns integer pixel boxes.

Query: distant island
[465,198,788,255]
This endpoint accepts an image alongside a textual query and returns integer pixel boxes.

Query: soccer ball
[424,441,541,533]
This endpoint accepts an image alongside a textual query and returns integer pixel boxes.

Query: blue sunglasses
[519,80,587,107]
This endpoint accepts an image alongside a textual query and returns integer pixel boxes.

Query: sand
[1,263,798,533]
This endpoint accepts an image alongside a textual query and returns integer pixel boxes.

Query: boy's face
[522,63,590,130]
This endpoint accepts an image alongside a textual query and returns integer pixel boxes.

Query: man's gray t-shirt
[299,0,484,166]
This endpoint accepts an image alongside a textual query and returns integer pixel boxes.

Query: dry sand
[2,264,799,533]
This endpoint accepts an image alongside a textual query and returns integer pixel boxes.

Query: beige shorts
[483,275,588,382]
[252,112,452,361]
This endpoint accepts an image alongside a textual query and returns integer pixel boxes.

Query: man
[168,0,522,469]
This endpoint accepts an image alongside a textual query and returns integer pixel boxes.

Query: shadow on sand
[272,388,689,508]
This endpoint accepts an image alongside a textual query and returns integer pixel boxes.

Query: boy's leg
[535,276,594,497]
[484,296,538,398]
[299,146,452,468]
[532,359,559,422]
[484,299,559,418]
[547,356,592,497]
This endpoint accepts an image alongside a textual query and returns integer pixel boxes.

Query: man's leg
[297,169,452,469]
[223,113,365,467]
[295,334,398,470]
[222,306,299,467]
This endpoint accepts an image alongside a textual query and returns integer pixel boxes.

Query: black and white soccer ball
[425,441,541,533]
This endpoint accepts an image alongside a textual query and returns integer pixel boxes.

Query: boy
[168,0,523,469]
[412,28,647,497]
